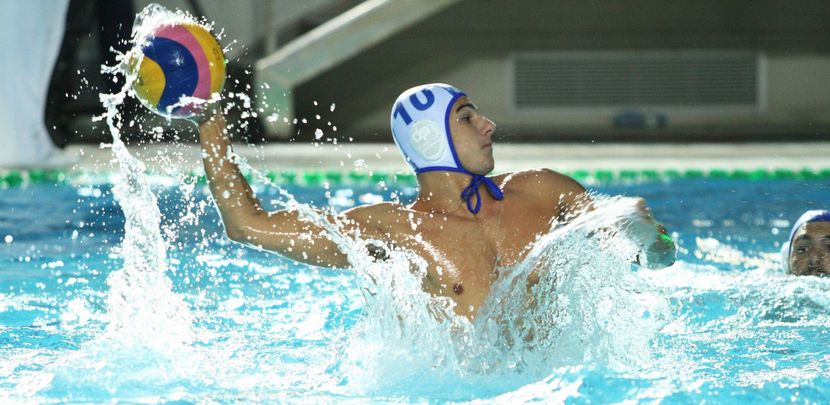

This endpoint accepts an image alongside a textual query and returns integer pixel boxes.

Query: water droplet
[4,235,12,244]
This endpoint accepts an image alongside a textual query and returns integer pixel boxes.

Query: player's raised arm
[197,111,353,268]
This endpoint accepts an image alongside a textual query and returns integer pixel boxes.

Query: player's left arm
[534,169,675,269]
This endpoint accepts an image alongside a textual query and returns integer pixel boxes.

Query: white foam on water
[15,6,214,399]
[331,196,674,397]
[94,2,200,351]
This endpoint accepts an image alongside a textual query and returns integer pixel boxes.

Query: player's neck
[412,171,479,216]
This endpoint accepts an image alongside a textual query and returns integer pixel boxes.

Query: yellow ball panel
[134,56,166,108]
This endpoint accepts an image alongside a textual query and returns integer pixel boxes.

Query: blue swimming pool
[1,176,829,403]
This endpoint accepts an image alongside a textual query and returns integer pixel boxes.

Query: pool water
[1,177,829,403]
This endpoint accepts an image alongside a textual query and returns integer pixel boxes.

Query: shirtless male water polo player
[196,83,676,319]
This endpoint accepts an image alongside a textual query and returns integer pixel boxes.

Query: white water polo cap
[391,83,465,172]
[390,83,503,214]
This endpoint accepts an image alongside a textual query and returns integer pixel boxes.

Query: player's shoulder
[493,168,585,195]
[343,201,401,220]
[341,201,410,231]
[493,169,590,218]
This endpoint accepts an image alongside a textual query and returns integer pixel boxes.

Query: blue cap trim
[415,166,468,175]
[442,92,466,172]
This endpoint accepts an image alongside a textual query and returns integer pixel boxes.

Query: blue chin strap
[415,166,504,214]
[461,174,504,214]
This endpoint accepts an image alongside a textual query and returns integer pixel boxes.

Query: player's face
[448,97,496,175]
[789,221,830,276]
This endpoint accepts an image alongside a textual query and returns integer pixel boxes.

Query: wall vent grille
[512,52,761,110]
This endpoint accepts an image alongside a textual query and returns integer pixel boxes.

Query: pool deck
[65,142,830,175]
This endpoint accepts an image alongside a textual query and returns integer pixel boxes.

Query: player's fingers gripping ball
[131,23,225,119]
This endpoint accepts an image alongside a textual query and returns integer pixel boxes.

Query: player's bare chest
[390,214,499,289]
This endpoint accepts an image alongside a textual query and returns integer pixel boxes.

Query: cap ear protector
[390,83,503,214]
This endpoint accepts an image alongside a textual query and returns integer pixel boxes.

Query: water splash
[211,159,673,397]
[93,3,208,350]
[333,196,673,397]
[478,197,671,368]
[1,6,217,401]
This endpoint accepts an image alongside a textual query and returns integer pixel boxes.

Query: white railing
[255,0,461,138]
